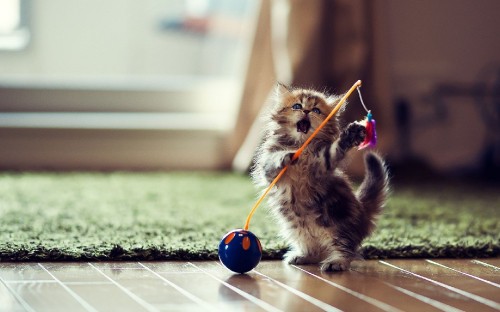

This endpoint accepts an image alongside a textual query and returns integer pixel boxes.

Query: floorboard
[0,259,498,312]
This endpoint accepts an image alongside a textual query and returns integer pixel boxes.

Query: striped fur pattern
[251,84,389,271]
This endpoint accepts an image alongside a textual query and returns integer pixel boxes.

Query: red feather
[358,115,377,150]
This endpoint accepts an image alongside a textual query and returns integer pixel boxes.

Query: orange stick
[243,80,362,230]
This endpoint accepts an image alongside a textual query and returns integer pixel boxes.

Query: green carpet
[0,172,498,261]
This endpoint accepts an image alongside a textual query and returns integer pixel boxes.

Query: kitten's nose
[303,110,310,115]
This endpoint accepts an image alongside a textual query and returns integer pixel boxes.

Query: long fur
[251,84,389,271]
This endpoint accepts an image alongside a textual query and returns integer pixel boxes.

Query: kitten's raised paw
[320,259,351,272]
[340,123,366,149]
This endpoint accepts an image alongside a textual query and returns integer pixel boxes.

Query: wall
[381,0,500,173]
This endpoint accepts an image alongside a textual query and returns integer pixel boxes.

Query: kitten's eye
[312,107,321,114]
[292,103,302,110]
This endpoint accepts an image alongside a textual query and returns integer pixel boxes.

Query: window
[0,0,260,170]
[0,0,30,50]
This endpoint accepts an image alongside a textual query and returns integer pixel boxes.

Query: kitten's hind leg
[284,242,322,265]
[320,245,355,271]
[320,256,352,272]
[284,250,318,265]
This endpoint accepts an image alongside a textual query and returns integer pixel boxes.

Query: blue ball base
[218,229,262,274]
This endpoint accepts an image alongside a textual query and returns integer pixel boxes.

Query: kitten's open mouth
[296,118,311,134]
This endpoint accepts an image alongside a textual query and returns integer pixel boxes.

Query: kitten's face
[271,86,341,145]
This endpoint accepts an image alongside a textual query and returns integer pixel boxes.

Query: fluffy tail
[356,152,389,221]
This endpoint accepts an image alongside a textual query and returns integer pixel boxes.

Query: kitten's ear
[327,94,347,115]
[276,82,293,97]
[326,94,342,106]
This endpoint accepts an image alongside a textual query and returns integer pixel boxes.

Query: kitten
[251,83,389,271]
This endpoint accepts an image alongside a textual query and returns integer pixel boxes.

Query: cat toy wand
[218,80,377,274]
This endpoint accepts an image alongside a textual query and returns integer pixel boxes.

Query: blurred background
[0,0,499,182]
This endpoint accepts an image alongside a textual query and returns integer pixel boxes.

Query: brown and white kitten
[251,84,389,271]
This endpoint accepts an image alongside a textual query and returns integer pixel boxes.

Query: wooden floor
[0,259,498,312]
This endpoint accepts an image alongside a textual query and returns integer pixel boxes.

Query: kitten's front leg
[262,151,296,182]
[339,123,366,150]
[330,123,366,164]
